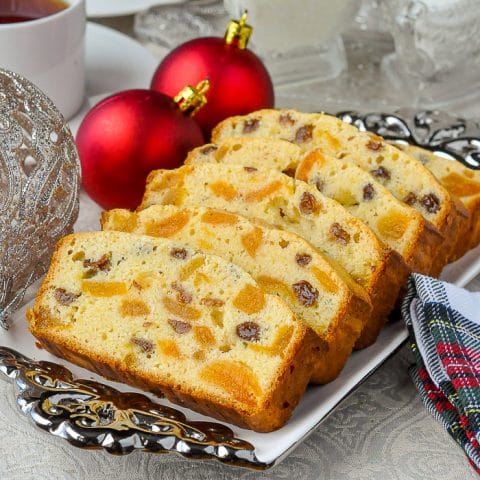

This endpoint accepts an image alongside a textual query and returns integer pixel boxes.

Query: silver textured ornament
[0,69,80,329]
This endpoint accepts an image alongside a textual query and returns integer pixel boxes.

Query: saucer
[69,22,158,134]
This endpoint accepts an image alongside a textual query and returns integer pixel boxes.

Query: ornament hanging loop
[224,11,252,49]
[173,79,210,116]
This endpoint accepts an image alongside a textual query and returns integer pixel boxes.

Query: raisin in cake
[102,205,371,383]
[395,143,480,255]
[27,231,317,432]
[140,163,408,349]
[212,109,469,274]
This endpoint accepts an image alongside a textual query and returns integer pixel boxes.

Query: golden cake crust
[185,137,304,177]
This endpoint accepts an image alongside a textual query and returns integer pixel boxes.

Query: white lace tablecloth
[0,15,479,480]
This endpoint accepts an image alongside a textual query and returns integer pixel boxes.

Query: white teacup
[0,0,86,120]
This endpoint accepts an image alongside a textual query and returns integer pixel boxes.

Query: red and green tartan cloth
[402,274,480,473]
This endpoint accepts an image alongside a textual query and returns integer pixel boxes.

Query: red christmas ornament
[76,83,208,210]
[151,12,274,137]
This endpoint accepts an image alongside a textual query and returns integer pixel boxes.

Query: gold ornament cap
[173,80,210,116]
[224,11,252,49]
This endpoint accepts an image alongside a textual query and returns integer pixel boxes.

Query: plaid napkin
[402,273,480,473]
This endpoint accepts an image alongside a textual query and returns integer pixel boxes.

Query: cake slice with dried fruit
[394,143,480,255]
[27,231,317,432]
[102,205,371,383]
[295,149,443,276]
[211,109,469,274]
[140,163,408,350]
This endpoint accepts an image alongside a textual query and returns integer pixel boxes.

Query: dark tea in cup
[0,0,68,24]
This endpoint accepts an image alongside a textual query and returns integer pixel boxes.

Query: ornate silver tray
[338,109,480,169]
[1,109,480,470]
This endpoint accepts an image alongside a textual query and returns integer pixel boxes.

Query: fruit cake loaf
[296,149,444,275]
[185,137,303,177]
[102,205,372,383]
[186,137,443,275]
[394,143,480,254]
[27,231,317,432]
[140,163,408,349]
[211,109,469,274]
